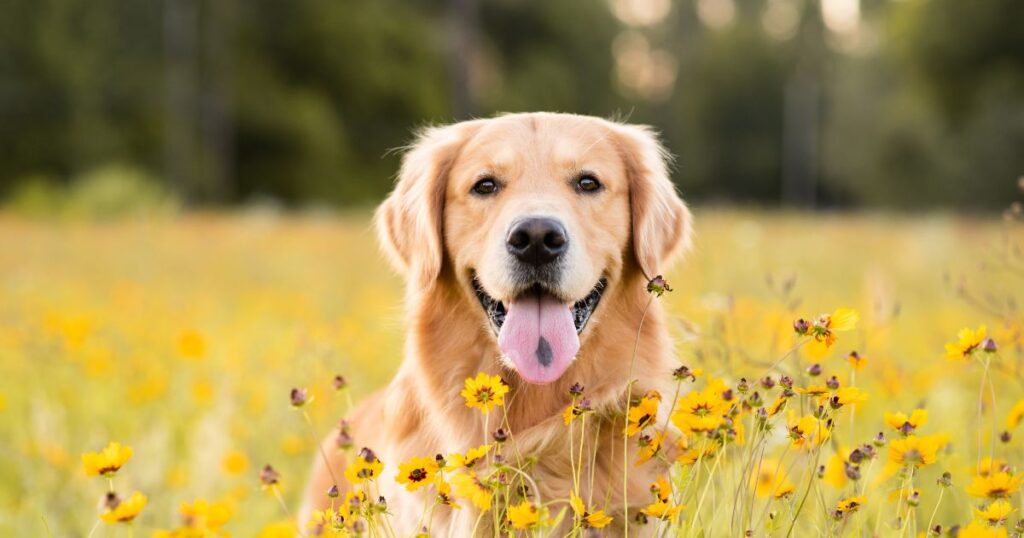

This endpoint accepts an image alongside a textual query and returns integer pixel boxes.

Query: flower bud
[327,484,339,498]
[937,472,952,488]
[290,388,309,407]
[760,376,776,390]
[826,376,840,390]
[793,318,811,334]
[568,382,584,397]
[646,275,673,297]
[983,338,998,353]
[873,432,886,446]
[332,375,348,391]
[737,378,750,394]
[807,364,822,377]
[493,428,509,444]
[260,464,281,487]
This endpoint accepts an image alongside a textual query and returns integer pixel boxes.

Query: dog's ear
[375,121,480,290]
[613,123,692,280]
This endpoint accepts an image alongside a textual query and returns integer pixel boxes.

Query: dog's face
[377,113,690,384]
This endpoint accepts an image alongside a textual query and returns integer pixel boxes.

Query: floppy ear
[375,122,480,290]
[613,123,693,280]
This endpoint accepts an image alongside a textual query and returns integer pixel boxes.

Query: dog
[300,112,691,535]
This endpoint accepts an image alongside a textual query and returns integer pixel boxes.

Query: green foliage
[0,0,1021,210]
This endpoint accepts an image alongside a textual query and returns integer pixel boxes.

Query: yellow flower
[569,492,613,529]
[1007,400,1024,430]
[460,373,509,414]
[450,472,493,511]
[945,325,987,361]
[641,499,684,521]
[671,387,729,433]
[177,329,206,359]
[766,396,788,417]
[976,457,1010,477]
[447,444,492,469]
[846,351,867,370]
[651,476,672,501]
[835,495,867,517]
[307,507,345,533]
[636,431,665,465]
[888,434,946,468]
[795,385,830,397]
[751,460,795,499]
[436,478,462,509]
[823,451,849,489]
[806,308,859,355]
[884,409,928,434]
[974,500,1014,524]
[101,491,147,524]
[832,387,867,408]
[958,521,1009,538]
[787,414,830,449]
[178,498,233,529]
[82,442,133,477]
[507,500,549,530]
[221,449,249,475]
[626,391,661,436]
[966,472,1023,499]
[344,448,384,485]
[396,456,439,491]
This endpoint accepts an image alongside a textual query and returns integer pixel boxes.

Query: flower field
[1,209,1022,537]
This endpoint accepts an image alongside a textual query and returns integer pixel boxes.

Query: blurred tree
[0,0,1020,210]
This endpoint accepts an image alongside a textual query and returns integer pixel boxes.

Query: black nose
[506,217,568,266]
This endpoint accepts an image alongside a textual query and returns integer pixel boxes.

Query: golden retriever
[300,112,691,535]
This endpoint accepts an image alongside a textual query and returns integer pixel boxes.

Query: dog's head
[376,113,690,384]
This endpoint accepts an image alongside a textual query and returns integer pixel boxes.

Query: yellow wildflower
[958,521,1009,538]
[804,308,859,355]
[344,448,384,485]
[626,391,661,436]
[82,442,133,477]
[966,472,1023,499]
[460,373,509,414]
[976,457,1009,477]
[641,499,684,521]
[751,460,795,499]
[884,409,928,435]
[101,491,147,524]
[974,500,1014,524]
[832,387,867,407]
[448,444,492,469]
[396,456,439,491]
[569,492,613,529]
[507,500,549,530]
[178,498,233,530]
[636,431,665,465]
[766,396,788,417]
[1006,400,1024,430]
[450,472,493,511]
[945,325,987,361]
[835,495,867,517]
[436,479,461,509]
[671,387,730,433]
[221,449,249,475]
[177,329,206,359]
[888,434,946,468]
[787,414,830,449]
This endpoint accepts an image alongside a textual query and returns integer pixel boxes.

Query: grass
[0,209,1021,536]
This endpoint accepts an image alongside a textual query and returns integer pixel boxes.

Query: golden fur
[300,112,691,535]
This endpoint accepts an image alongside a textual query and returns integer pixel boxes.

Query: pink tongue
[498,293,580,384]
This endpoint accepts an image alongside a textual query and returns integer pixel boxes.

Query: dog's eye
[471,178,499,196]
[576,175,602,193]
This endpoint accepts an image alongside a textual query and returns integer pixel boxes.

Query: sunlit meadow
[2,207,1023,537]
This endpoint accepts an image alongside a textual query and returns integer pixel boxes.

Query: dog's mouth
[472,277,607,335]
[472,275,607,385]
